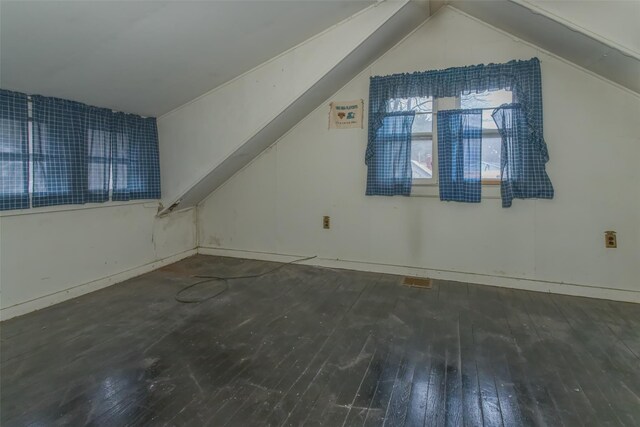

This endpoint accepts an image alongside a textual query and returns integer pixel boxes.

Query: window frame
[479,126,502,186]
[410,92,509,190]
[411,96,457,188]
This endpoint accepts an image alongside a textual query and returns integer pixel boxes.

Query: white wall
[0,203,196,319]
[198,7,640,302]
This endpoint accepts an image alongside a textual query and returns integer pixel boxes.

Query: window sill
[410,183,501,199]
[0,200,160,218]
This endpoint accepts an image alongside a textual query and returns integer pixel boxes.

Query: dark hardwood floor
[1,255,639,426]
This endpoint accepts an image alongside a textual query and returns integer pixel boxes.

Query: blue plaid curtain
[492,104,554,207]
[0,90,30,211]
[32,96,88,207]
[30,95,160,208]
[86,106,113,203]
[365,111,415,196]
[112,113,161,201]
[437,109,483,202]
[367,58,553,204]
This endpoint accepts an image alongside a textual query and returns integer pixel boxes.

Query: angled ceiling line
[512,0,640,61]
[196,3,445,210]
[160,1,410,213]
[187,1,638,216]
[157,0,429,215]
[158,1,384,121]
[1,0,375,116]
[446,5,640,98]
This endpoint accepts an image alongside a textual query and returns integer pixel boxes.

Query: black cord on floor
[174,255,317,304]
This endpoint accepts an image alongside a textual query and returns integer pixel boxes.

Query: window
[460,89,512,182]
[0,89,160,211]
[366,58,552,205]
[389,90,511,186]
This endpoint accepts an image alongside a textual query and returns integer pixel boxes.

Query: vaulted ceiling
[0,0,374,117]
[2,0,638,213]
[447,0,640,94]
[2,0,637,120]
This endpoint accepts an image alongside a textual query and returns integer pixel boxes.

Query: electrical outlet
[323,216,330,229]
[604,231,617,248]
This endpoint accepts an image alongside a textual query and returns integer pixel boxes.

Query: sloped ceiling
[0,0,374,117]
[1,0,637,215]
[518,0,640,55]
[447,0,640,94]
[2,0,637,120]
[157,0,431,213]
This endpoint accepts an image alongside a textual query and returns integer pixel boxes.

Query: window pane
[461,90,512,129]
[412,113,432,134]
[461,89,512,109]
[387,96,432,113]
[482,137,501,180]
[411,139,433,179]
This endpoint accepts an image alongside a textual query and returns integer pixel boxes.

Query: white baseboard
[198,246,640,304]
[4,245,635,321]
[0,248,197,321]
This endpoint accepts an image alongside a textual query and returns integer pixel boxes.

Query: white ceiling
[447,0,640,94]
[2,0,637,120]
[0,0,374,117]
[517,0,640,56]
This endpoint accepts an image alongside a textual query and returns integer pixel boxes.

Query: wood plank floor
[1,255,639,426]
